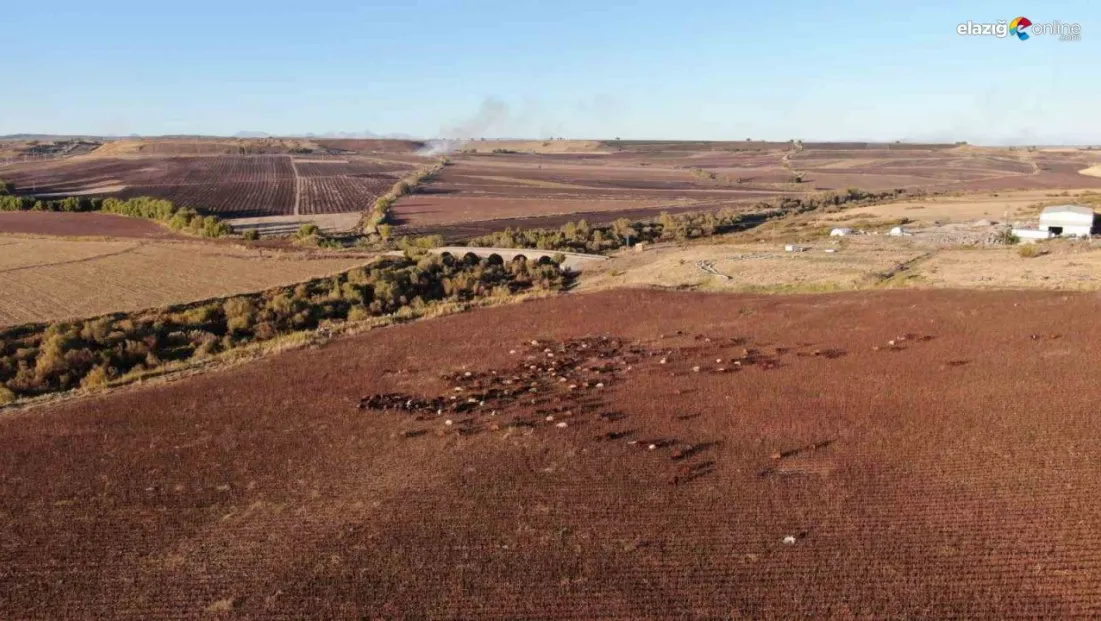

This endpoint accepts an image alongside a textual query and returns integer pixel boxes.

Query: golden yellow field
[0,237,370,326]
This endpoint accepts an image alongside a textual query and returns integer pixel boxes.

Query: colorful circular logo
[1010,16,1033,40]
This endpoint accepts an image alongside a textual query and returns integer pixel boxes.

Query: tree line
[0,180,231,237]
[0,252,567,403]
[467,188,912,254]
[359,159,449,239]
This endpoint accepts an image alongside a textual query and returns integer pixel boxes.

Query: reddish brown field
[0,211,184,239]
[3,288,1101,618]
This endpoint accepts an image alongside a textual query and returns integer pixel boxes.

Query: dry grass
[581,235,1101,293]
[0,238,371,326]
[920,244,1101,290]
[814,188,1101,227]
[580,240,923,293]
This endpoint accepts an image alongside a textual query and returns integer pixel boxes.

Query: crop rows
[119,180,297,216]
[293,159,411,178]
[299,174,397,215]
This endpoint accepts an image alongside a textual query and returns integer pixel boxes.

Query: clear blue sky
[4,0,1098,144]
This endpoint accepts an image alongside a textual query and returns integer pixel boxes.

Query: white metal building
[1012,228,1054,243]
[1039,205,1096,237]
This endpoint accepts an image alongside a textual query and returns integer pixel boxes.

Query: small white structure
[1013,228,1054,243]
[887,226,911,237]
[1039,205,1096,237]
[784,244,807,252]
[829,227,853,237]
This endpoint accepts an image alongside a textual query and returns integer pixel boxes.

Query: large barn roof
[1041,204,1095,218]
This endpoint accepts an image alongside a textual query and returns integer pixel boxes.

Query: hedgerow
[359,159,448,235]
[0,183,231,237]
[466,188,913,254]
[0,252,567,402]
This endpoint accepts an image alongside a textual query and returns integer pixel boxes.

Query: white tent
[1039,205,1095,237]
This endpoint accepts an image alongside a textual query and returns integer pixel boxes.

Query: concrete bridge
[431,246,607,271]
[386,246,607,271]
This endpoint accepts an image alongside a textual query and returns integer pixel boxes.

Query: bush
[243,229,260,241]
[81,365,112,390]
[0,385,15,404]
[994,228,1020,245]
[347,306,371,322]
[1018,243,1043,258]
[297,223,321,238]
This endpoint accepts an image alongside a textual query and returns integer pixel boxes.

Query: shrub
[297,223,321,238]
[223,297,255,333]
[81,365,112,390]
[347,306,371,322]
[0,385,15,404]
[994,229,1020,245]
[1018,243,1043,258]
[243,229,260,241]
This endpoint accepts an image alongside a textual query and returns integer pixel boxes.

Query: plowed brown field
[0,211,183,239]
[3,288,1101,618]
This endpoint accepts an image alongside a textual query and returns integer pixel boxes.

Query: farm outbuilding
[1012,228,1054,243]
[1039,205,1096,237]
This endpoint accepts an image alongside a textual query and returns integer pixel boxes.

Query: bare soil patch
[3,289,1101,617]
[0,211,184,239]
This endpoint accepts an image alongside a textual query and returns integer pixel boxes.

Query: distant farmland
[4,138,1101,238]
[0,154,423,218]
[392,142,1101,238]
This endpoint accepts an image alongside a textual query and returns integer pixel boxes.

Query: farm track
[289,156,301,216]
[4,288,1101,617]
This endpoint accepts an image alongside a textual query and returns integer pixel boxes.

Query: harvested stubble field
[4,288,1101,618]
[0,238,369,326]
